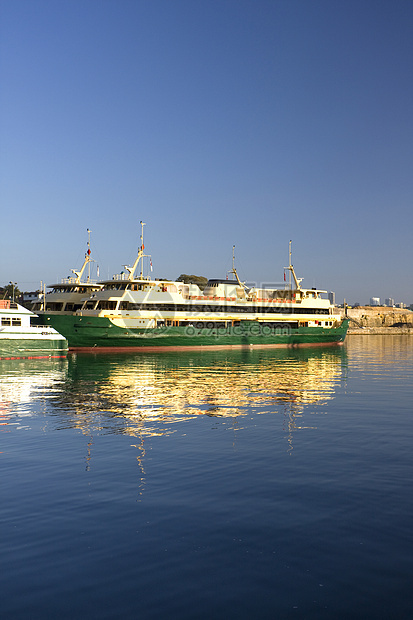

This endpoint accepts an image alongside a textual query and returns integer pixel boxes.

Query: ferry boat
[0,300,68,359]
[31,229,102,315]
[36,223,349,351]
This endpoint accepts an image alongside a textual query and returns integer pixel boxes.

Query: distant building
[385,298,395,307]
[21,291,40,303]
[21,291,42,309]
[328,291,335,305]
[370,297,380,306]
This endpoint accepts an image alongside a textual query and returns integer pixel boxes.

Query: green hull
[0,338,68,359]
[38,314,349,350]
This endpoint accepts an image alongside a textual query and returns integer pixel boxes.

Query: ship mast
[87,228,91,282]
[71,228,93,284]
[228,245,246,289]
[285,240,302,290]
[139,220,145,279]
[289,240,292,289]
[124,221,151,281]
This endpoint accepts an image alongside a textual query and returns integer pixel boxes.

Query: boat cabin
[0,300,34,329]
[203,279,245,299]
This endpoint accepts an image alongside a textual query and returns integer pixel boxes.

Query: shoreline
[347,327,413,335]
[344,306,412,335]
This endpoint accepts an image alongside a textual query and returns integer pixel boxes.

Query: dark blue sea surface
[1,336,412,619]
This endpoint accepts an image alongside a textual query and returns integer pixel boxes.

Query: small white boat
[0,300,68,359]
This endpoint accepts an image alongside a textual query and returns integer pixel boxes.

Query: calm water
[1,336,412,619]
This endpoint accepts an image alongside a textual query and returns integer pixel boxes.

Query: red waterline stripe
[0,355,68,360]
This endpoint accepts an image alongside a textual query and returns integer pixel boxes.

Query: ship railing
[30,324,58,333]
[60,277,98,284]
[112,273,129,281]
[31,324,52,329]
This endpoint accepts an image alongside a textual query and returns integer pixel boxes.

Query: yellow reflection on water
[60,347,346,437]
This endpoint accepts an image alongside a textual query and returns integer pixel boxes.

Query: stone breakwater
[344,306,413,335]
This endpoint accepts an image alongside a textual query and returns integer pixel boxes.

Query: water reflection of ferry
[1,348,347,435]
[56,347,347,432]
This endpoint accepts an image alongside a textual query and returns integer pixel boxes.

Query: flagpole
[87,228,91,282]
[140,221,146,279]
[289,240,292,289]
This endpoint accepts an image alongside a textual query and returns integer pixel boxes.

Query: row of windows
[111,302,330,315]
[1,317,22,326]
[51,287,94,294]
[158,320,300,330]
[44,303,83,311]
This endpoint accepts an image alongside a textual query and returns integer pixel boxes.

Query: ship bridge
[203,279,245,299]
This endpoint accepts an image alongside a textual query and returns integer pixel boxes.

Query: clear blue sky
[1,0,412,304]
